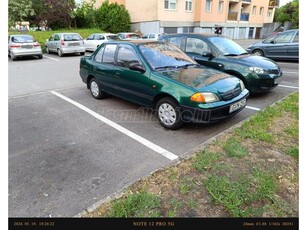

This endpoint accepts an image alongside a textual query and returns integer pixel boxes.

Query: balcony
[240,13,250,21]
[227,11,238,21]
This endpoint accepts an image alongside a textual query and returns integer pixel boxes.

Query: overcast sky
[279,0,292,7]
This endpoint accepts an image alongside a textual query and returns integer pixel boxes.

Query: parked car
[141,33,162,40]
[116,32,141,40]
[8,34,43,61]
[246,29,299,61]
[79,40,249,129]
[45,32,85,57]
[159,33,283,93]
[84,33,119,52]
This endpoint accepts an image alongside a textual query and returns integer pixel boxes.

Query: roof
[160,33,222,38]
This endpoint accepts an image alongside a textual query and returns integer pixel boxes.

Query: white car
[45,32,85,57]
[84,33,119,52]
[8,34,43,61]
[141,33,163,40]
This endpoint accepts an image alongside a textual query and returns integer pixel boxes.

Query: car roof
[103,40,162,45]
[160,33,222,38]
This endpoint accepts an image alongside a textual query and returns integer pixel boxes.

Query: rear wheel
[80,52,85,56]
[57,49,63,57]
[38,55,43,59]
[45,47,50,54]
[156,97,183,130]
[89,78,105,99]
[10,53,16,61]
[252,49,264,56]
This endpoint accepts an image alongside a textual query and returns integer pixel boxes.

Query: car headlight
[190,92,219,103]
[249,67,269,75]
[239,80,245,91]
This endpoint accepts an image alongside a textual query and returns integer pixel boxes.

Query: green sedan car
[79,40,249,129]
[159,33,283,93]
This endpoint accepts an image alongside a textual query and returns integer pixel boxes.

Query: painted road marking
[283,71,299,75]
[50,91,179,161]
[278,85,299,89]
[43,55,59,61]
[246,106,261,111]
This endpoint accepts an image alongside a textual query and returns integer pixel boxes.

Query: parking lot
[8,46,299,217]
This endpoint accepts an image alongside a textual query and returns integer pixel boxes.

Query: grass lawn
[83,92,299,218]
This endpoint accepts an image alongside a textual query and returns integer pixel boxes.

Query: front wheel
[89,78,105,99]
[252,49,264,56]
[156,97,183,130]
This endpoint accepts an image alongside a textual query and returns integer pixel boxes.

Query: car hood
[226,54,279,69]
[160,67,240,93]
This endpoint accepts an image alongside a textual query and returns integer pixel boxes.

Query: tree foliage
[274,0,299,28]
[9,0,35,23]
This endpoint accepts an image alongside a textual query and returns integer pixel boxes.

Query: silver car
[45,32,85,57]
[8,34,43,61]
[84,33,118,52]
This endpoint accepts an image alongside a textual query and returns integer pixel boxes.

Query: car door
[184,37,223,70]
[266,30,296,58]
[52,34,61,52]
[46,35,55,51]
[287,30,299,59]
[94,34,106,49]
[114,44,153,106]
[92,44,119,94]
[84,34,95,51]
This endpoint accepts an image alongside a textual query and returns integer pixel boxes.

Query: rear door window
[102,44,117,65]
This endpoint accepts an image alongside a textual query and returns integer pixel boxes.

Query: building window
[164,27,178,34]
[185,0,193,12]
[205,0,212,12]
[252,6,256,15]
[218,1,223,13]
[183,27,194,33]
[267,9,272,17]
[165,0,177,10]
[259,7,264,15]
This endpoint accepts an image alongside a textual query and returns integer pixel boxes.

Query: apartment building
[91,0,279,39]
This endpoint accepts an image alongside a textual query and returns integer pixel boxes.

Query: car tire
[57,49,63,57]
[89,78,105,99]
[80,52,85,56]
[156,97,183,130]
[11,53,16,61]
[38,55,43,59]
[46,47,50,54]
[252,49,264,56]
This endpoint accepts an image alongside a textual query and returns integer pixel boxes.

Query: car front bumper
[181,92,249,123]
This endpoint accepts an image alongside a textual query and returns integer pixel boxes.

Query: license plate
[229,98,246,113]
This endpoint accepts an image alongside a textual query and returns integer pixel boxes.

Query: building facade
[91,0,279,39]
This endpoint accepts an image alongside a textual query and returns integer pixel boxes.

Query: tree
[274,0,299,28]
[8,0,35,26]
[96,1,131,33]
[42,0,76,29]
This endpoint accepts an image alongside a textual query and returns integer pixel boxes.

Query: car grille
[220,87,241,101]
[68,42,80,46]
[21,45,33,49]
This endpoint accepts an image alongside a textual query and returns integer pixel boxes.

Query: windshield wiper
[155,66,177,70]
[224,53,239,56]
[177,63,200,69]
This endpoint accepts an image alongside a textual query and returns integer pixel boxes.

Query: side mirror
[202,52,214,58]
[129,63,146,73]
[270,40,276,44]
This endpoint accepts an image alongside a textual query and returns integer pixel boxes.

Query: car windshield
[139,42,197,70]
[64,34,82,41]
[207,36,247,56]
[12,35,35,43]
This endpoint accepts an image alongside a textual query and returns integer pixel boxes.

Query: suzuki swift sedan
[159,33,283,94]
[79,41,249,129]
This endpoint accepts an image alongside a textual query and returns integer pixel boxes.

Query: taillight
[61,40,65,46]
[10,44,21,48]
[33,43,40,47]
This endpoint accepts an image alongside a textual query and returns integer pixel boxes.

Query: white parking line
[282,71,299,75]
[43,55,59,61]
[50,91,179,161]
[246,106,261,111]
[278,85,299,89]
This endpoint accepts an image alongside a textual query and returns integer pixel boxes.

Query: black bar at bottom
[9,217,298,230]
